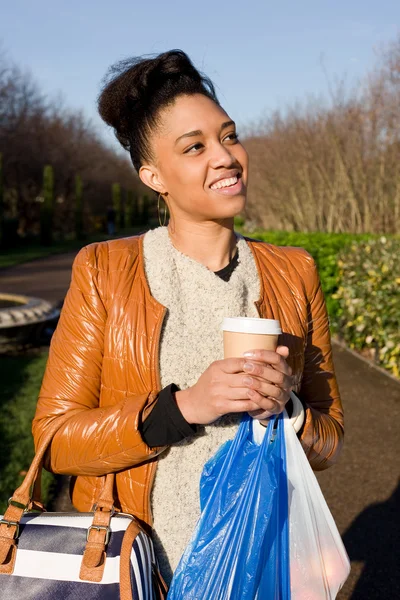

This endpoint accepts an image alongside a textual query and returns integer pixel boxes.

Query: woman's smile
[209,172,245,196]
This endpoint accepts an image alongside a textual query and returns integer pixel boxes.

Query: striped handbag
[0,414,168,600]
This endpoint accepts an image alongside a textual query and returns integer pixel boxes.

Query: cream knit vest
[142,226,261,583]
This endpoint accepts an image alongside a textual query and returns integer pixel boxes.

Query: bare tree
[244,35,400,234]
[0,53,146,240]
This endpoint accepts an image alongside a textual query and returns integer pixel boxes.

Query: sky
[1,0,399,151]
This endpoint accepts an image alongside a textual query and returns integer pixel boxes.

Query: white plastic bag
[283,411,351,599]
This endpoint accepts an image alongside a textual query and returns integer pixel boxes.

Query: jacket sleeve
[32,243,164,477]
[297,254,344,471]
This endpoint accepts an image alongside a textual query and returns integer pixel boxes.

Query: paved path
[1,252,78,303]
[1,252,399,598]
[317,345,399,599]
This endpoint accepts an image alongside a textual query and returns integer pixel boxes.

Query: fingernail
[243,351,255,357]
[243,362,254,372]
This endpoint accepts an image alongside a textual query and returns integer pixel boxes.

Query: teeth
[211,176,238,190]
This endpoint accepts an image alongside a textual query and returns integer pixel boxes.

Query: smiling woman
[98,50,248,269]
[139,94,247,238]
[32,49,345,595]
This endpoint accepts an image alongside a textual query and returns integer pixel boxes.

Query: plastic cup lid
[221,317,282,335]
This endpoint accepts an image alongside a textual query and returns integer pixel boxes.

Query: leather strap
[0,413,75,572]
[119,519,168,600]
[94,472,115,511]
[79,508,111,581]
[79,473,116,581]
[119,520,139,600]
[9,413,77,507]
[0,537,17,574]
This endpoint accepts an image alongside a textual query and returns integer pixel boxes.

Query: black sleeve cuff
[285,396,294,418]
[141,383,197,448]
[286,394,307,418]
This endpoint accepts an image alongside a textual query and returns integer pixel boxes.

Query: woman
[33,50,344,586]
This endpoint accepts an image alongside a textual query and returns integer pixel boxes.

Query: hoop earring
[158,193,168,227]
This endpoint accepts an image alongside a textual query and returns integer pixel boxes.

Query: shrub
[334,237,400,377]
[241,229,373,327]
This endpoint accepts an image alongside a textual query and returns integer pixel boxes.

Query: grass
[0,350,54,514]
[0,236,111,270]
[0,240,88,269]
[0,227,147,269]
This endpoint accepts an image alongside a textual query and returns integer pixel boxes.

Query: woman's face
[139,94,248,223]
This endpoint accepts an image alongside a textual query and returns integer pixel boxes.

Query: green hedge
[240,229,373,326]
[334,237,400,378]
[240,228,398,377]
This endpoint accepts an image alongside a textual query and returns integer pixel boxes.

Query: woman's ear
[139,164,166,195]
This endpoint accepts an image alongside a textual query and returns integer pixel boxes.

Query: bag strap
[0,412,116,577]
[0,413,77,572]
[10,413,76,509]
[119,519,168,600]
[79,472,116,582]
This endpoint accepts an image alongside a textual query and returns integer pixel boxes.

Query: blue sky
[1,0,399,150]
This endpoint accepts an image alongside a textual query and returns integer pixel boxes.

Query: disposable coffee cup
[221,317,282,359]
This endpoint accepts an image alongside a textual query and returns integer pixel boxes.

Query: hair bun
[98,49,219,171]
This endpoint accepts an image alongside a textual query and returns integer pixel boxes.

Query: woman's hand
[243,346,293,423]
[175,346,294,426]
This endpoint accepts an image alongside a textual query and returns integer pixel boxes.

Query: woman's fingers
[225,373,289,416]
[232,372,291,400]
[248,408,274,421]
[217,357,255,375]
[276,345,290,359]
[217,348,292,380]
[245,389,284,413]
[242,363,293,390]
[219,383,280,412]
[242,347,293,377]
[224,400,269,414]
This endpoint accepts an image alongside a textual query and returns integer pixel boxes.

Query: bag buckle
[91,503,116,517]
[0,519,20,539]
[8,498,28,511]
[86,525,111,546]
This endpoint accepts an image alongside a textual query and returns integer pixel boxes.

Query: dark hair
[98,49,220,171]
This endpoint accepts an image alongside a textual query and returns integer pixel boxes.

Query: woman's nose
[208,142,237,169]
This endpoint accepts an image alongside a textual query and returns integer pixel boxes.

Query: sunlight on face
[144,94,248,223]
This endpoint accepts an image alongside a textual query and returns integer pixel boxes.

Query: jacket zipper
[146,305,167,524]
[153,306,167,391]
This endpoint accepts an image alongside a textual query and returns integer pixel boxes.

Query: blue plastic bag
[167,414,290,600]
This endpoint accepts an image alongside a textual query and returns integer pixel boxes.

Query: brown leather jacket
[32,233,344,526]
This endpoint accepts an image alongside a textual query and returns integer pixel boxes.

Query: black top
[140,248,298,448]
[213,248,239,281]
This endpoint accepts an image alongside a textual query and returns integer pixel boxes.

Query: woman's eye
[224,132,239,142]
[185,143,204,153]
[184,133,239,154]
